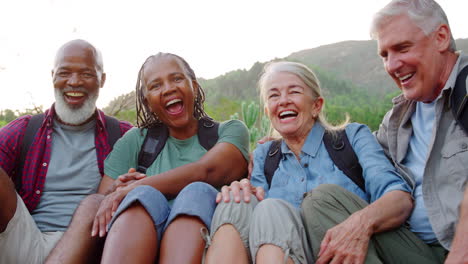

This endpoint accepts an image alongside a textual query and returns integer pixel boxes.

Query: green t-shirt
[104,119,249,179]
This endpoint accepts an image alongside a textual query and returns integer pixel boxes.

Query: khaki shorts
[211,196,313,264]
[0,194,63,264]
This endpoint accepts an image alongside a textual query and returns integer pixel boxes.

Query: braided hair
[135,53,207,128]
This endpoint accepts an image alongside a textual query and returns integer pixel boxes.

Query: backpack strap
[323,130,365,192]
[264,139,282,188]
[451,65,468,135]
[137,124,168,174]
[136,117,219,174]
[16,113,45,192]
[104,115,122,149]
[197,117,219,150]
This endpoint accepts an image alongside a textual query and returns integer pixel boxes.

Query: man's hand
[216,178,265,204]
[316,210,372,264]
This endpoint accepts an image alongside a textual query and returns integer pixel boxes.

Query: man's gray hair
[370,0,456,52]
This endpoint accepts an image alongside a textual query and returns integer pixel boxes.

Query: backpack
[451,65,468,134]
[264,129,365,192]
[136,117,219,174]
[15,113,122,192]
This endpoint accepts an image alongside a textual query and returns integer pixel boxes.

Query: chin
[54,89,98,125]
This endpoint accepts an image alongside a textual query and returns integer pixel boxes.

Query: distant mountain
[105,38,468,115]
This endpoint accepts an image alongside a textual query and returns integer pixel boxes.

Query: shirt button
[304,163,309,168]
[42,163,47,167]
[47,135,50,139]
[301,178,305,182]
[36,190,41,194]
[461,142,468,150]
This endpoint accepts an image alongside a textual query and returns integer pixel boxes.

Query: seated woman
[205,61,417,264]
[92,53,250,263]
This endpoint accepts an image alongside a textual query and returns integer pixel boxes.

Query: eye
[82,72,96,78]
[57,71,70,77]
[174,76,184,82]
[268,93,279,99]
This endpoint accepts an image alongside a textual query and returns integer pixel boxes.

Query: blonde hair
[258,61,348,136]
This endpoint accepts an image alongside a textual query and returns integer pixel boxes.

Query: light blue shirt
[403,101,438,243]
[251,122,411,208]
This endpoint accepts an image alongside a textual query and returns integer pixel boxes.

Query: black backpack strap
[451,65,468,135]
[323,130,365,192]
[264,139,282,188]
[137,124,169,174]
[16,113,45,192]
[104,115,122,150]
[197,117,219,150]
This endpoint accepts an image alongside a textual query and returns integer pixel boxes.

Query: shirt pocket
[441,138,468,190]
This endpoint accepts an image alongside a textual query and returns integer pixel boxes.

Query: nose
[278,93,290,106]
[162,81,176,96]
[67,73,83,87]
[385,53,403,75]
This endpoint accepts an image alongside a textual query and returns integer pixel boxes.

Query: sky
[0,0,467,111]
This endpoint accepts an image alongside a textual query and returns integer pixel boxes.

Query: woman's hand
[216,178,265,204]
[91,185,133,237]
[316,210,372,264]
[107,168,146,194]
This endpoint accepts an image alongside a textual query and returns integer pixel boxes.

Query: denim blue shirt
[251,122,411,208]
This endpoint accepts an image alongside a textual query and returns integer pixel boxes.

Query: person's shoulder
[219,119,248,130]
[344,122,373,139]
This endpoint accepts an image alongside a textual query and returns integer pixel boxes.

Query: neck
[168,118,198,140]
[284,136,307,160]
[429,52,459,102]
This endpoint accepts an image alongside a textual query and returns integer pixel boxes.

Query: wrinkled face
[264,72,321,139]
[143,56,198,130]
[377,14,446,102]
[52,44,105,124]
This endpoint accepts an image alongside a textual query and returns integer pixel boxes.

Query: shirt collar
[280,121,325,158]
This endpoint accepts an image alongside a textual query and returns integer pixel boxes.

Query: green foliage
[230,101,270,149]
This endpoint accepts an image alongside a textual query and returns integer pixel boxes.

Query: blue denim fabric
[165,182,218,230]
[108,182,217,242]
[250,122,411,208]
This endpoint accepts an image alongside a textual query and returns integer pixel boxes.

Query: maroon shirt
[0,106,132,212]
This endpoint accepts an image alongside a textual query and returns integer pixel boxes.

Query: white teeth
[398,73,413,82]
[65,92,85,97]
[166,99,182,107]
[279,110,297,117]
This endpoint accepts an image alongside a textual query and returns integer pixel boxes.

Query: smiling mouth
[397,72,415,86]
[278,110,298,121]
[165,98,184,114]
[63,91,87,105]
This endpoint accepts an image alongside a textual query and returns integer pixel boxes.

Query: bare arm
[445,186,468,264]
[130,142,247,198]
[317,190,413,264]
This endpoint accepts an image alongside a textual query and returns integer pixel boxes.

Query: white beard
[54,87,99,125]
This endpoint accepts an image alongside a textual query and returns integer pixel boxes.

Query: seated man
[301,0,468,263]
[0,39,132,263]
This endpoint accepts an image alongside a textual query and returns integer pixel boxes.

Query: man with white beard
[0,39,132,263]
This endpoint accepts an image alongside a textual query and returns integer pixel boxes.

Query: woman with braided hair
[92,53,250,263]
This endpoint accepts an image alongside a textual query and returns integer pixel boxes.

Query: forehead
[264,71,305,89]
[143,56,185,82]
[55,45,99,69]
[376,14,424,50]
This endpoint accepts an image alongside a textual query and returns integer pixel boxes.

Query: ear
[434,24,451,52]
[100,72,107,88]
[192,80,199,96]
[264,104,272,120]
[313,97,324,114]
[51,69,55,78]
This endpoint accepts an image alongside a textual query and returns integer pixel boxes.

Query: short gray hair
[370,0,456,52]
